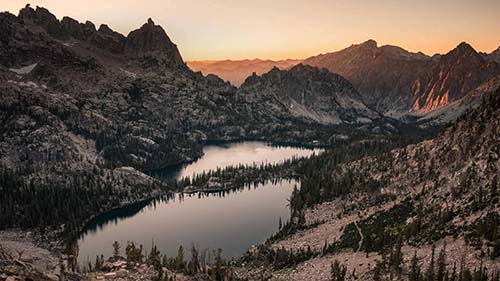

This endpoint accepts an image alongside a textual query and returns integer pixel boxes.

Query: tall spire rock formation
[124,18,184,67]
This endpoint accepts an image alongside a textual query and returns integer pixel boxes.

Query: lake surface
[77,142,321,264]
[152,141,323,180]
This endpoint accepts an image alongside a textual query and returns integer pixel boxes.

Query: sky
[2,0,500,60]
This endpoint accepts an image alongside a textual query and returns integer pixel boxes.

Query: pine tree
[190,246,200,274]
[59,257,66,281]
[437,242,447,281]
[147,243,162,270]
[94,255,104,271]
[491,176,499,198]
[214,249,224,281]
[426,244,436,281]
[113,241,121,257]
[410,251,421,281]
[175,245,185,272]
[450,262,457,281]
[364,233,373,257]
[390,238,404,275]
[373,261,383,281]
[330,260,347,281]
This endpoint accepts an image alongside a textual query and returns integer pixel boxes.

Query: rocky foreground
[0,231,58,281]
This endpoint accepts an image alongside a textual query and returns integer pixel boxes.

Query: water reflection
[151,141,322,180]
[78,179,298,264]
[78,142,319,264]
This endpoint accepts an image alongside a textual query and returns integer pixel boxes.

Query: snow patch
[120,68,137,79]
[9,63,38,75]
[355,117,372,124]
[8,80,39,88]
[136,136,157,146]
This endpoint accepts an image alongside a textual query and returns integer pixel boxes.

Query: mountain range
[1,4,500,281]
[303,40,500,120]
[0,4,388,208]
[191,40,500,123]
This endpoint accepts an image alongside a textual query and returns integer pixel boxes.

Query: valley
[0,3,499,281]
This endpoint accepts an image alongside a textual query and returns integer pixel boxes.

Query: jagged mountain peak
[411,41,499,114]
[360,39,378,48]
[447,41,482,60]
[19,4,57,23]
[248,63,351,86]
[15,5,184,67]
[286,63,336,78]
[124,18,184,66]
[490,45,500,55]
[456,41,475,51]
[84,20,97,31]
[18,4,67,38]
[438,41,485,66]
[98,24,113,33]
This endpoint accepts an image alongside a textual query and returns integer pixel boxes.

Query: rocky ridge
[303,40,500,121]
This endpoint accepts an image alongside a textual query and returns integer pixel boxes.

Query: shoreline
[0,140,321,277]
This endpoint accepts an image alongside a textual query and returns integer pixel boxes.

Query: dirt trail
[354,221,364,252]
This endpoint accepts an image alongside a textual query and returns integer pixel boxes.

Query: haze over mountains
[187,59,302,87]
[190,40,500,122]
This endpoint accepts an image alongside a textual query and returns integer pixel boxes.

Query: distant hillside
[187,59,302,86]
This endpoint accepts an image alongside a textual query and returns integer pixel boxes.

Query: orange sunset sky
[2,0,500,60]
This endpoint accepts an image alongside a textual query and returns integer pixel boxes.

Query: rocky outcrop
[124,18,184,67]
[0,232,58,281]
[18,4,66,39]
